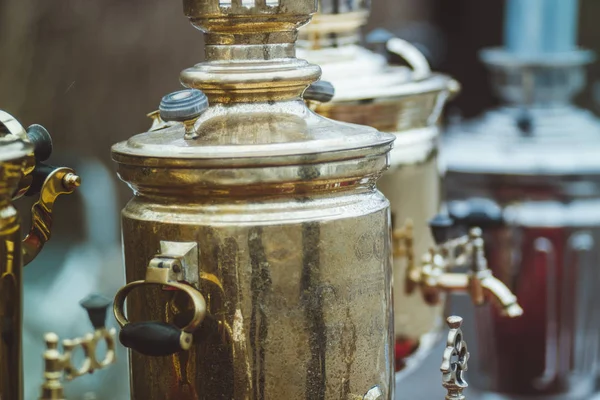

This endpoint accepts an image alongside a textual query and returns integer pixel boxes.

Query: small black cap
[159,89,209,122]
[429,213,455,245]
[304,81,335,104]
[80,294,112,330]
[26,124,53,162]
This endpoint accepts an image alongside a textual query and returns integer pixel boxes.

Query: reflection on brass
[441,316,469,400]
[397,223,523,318]
[39,295,116,400]
[0,110,79,400]
[111,0,395,398]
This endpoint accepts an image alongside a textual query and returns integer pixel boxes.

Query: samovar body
[443,1,600,397]
[0,111,79,400]
[0,136,32,400]
[112,1,395,399]
[119,177,392,399]
[298,0,460,373]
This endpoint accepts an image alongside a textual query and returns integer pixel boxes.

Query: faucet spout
[476,271,523,318]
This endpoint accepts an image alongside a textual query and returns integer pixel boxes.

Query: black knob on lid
[448,199,503,229]
[80,294,112,330]
[159,89,209,122]
[429,213,455,245]
[26,124,53,162]
[304,81,335,104]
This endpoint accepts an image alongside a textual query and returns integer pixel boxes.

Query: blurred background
[2,0,600,398]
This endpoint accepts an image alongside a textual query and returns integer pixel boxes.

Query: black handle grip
[120,322,185,357]
[80,294,112,330]
[429,213,455,245]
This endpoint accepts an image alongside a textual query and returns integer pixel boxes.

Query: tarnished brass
[0,110,79,400]
[399,224,524,318]
[111,0,396,399]
[297,2,460,373]
[39,295,117,400]
[441,316,469,400]
[297,1,520,375]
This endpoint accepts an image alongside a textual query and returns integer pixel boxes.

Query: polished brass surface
[112,0,395,399]
[0,110,79,400]
[441,316,469,400]
[39,319,116,399]
[401,227,524,318]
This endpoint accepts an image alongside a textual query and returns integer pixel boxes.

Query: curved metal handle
[386,37,432,81]
[113,278,207,356]
[22,167,80,265]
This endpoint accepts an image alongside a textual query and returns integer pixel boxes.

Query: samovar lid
[112,0,394,171]
[297,1,458,120]
[443,106,600,176]
[443,49,600,177]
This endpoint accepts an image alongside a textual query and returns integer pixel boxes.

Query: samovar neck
[181,0,321,103]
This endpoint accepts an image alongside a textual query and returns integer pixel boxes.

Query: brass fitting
[39,295,116,400]
[398,217,523,318]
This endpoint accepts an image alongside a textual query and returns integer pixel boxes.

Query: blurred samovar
[111,0,397,398]
[297,0,523,377]
[443,0,600,398]
[0,110,80,400]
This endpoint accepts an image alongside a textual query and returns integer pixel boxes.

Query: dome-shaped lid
[443,105,600,176]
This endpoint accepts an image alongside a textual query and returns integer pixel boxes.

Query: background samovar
[443,0,600,398]
[111,0,397,399]
[0,110,79,400]
[297,0,523,378]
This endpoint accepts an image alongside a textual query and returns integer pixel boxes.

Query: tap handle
[429,213,455,245]
[26,124,53,162]
[80,294,112,330]
[119,321,192,357]
[448,198,504,229]
[304,80,335,104]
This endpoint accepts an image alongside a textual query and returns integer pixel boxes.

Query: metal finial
[441,316,469,400]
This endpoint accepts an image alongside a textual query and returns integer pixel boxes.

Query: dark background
[2,0,600,239]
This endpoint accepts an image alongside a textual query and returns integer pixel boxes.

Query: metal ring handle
[114,279,207,356]
[114,280,206,333]
[386,37,432,81]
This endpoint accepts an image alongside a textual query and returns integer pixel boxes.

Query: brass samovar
[0,110,80,400]
[297,0,523,376]
[111,0,396,398]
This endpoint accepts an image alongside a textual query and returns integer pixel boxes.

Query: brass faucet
[398,214,523,318]
[39,295,117,400]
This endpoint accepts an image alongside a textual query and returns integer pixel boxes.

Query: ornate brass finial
[39,295,116,400]
[180,0,321,104]
[441,316,469,400]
